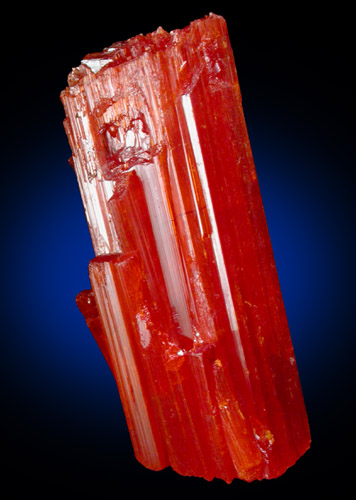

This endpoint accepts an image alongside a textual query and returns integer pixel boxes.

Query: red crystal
[61,13,310,483]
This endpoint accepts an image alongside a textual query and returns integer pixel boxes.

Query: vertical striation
[61,13,310,483]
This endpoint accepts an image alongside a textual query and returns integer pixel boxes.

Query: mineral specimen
[60,13,310,483]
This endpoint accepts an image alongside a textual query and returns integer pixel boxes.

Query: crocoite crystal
[60,13,310,483]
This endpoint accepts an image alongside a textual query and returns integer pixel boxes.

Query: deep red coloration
[61,14,310,483]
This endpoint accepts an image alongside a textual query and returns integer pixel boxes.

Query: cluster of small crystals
[61,13,310,483]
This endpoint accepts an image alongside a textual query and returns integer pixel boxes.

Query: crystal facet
[61,13,310,483]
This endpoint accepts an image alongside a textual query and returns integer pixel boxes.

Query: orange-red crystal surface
[61,13,310,483]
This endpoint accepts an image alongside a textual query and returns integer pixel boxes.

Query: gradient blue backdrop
[2,3,353,496]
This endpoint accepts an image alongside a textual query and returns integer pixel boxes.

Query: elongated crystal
[60,13,310,483]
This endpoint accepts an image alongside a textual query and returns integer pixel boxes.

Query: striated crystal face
[61,13,310,483]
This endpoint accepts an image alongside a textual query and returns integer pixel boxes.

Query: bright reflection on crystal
[81,58,112,73]
[61,13,310,483]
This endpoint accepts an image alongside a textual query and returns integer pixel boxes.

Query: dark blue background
[2,3,354,497]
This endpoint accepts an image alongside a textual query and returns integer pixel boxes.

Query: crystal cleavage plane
[60,13,311,483]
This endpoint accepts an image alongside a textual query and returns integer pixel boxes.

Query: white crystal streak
[182,94,248,372]
[82,58,112,74]
[137,162,193,339]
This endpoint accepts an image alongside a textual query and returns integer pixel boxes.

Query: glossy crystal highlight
[61,13,310,482]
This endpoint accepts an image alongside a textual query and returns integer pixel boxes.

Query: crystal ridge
[61,13,311,483]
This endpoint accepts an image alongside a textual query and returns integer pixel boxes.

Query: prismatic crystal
[60,13,310,482]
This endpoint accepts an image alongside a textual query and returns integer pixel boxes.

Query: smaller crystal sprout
[61,13,310,483]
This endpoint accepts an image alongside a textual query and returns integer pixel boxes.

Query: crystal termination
[61,13,310,483]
